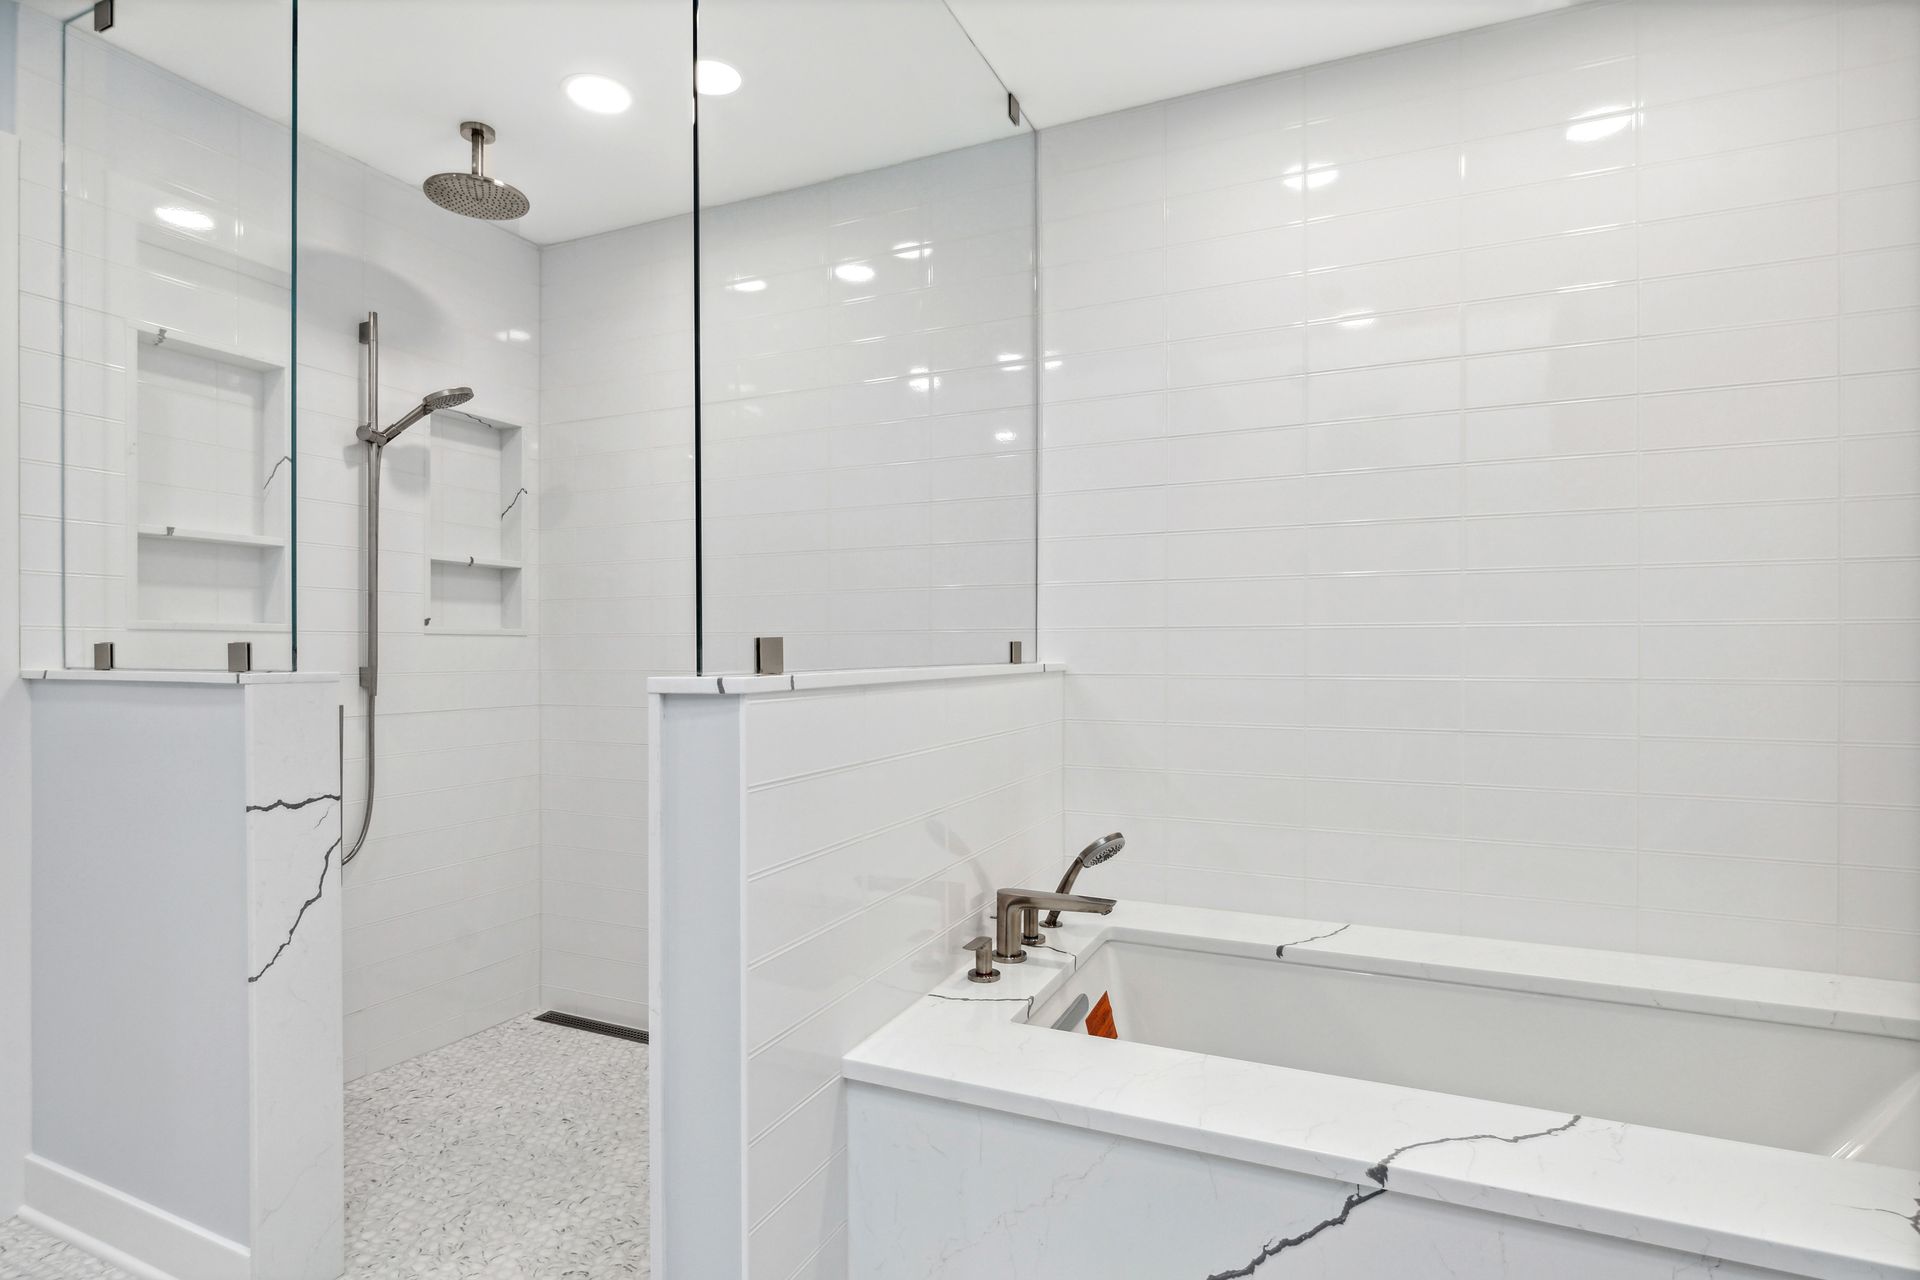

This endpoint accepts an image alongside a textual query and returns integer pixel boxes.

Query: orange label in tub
[1085,992,1118,1039]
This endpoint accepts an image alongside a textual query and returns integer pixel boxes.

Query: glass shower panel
[292,0,693,1075]
[696,0,1038,674]
[57,2,297,670]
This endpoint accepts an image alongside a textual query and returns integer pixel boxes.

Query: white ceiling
[698,0,1022,220]
[947,0,1578,128]
[26,0,1576,245]
[298,0,686,243]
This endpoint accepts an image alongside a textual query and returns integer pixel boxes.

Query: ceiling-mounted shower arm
[462,120,495,179]
[422,120,530,220]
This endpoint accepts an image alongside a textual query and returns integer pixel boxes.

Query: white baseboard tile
[23,1155,250,1280]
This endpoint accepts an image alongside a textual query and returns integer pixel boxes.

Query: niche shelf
[430,552,522,572]
[128,327,291,630]
[425,410,526,634]
[137,525,285,549]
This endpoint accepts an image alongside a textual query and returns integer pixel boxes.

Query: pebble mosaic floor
[0,1015,649,1279]
[0,1220,124,1280]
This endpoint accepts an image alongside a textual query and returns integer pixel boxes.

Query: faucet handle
[1020,905,1046,948]
[962,935,1000,984]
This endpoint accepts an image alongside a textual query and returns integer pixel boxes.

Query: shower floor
[0,1015,650,1279]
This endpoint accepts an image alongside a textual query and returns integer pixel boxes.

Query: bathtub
[845,903,1920,1279]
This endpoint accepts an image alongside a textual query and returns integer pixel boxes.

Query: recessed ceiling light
[727,277,767,293]
[834,262,876,284]
[154,205,215,233]
[564,73,633,115]
[695,60,742,96]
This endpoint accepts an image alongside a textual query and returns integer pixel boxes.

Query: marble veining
[1273,922,1349,957]
[845,902,1920,1279]
[248,833,337,983]
[848,1083,1798,1280]
[1205,1115,1584,1279]
[245,791,341,814]
[247,795,341,984]
[243,679,347,1278]
[923,990,1036,1013]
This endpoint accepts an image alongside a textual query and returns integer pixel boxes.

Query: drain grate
[534,1010,650,1044]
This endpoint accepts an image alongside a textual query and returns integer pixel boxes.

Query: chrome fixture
[963,935,999,984]
[422,121,531,221]
[345,311,475,867]
[1041,832,1125,928]
[993,888,1115,964]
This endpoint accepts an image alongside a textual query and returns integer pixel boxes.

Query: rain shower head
[423,122,530,221]
[378,386,474,443]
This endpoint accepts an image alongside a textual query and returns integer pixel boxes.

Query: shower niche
[129,327,292,631]
[424,411,526,633]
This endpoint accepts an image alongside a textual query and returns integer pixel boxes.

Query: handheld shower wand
[344,310,474,867]
[1041,833,1125,928]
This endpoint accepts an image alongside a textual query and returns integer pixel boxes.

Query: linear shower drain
[533,1010,650,1044]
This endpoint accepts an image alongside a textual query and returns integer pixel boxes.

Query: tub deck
[845,903,1920,1279]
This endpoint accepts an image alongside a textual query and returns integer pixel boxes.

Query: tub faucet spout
[994,888,1115,964]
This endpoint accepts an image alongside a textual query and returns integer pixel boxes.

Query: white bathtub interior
[1031,940,1920,1170]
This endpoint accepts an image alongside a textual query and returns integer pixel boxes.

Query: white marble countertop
[23,668,339,686]
[845,903,1920,1280]
[648,660,1063,696]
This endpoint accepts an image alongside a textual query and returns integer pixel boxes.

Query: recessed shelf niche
[426,410,525,633]
[130,327,290,629]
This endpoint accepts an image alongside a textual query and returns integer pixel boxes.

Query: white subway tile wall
[699,136,1039,674]
[1038,0,1920,978]
[16,17,296,669]
[538,217,696,1029]
[15,0,1918,1121]
[14,7,548,1076]
[535,138,1047,1028]
[297,136,544,1076]
[740,672,1063,1280]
